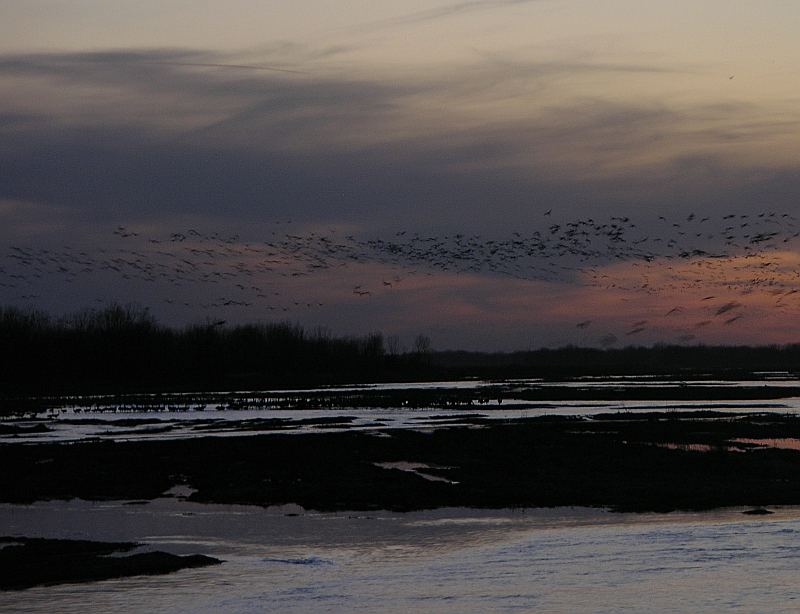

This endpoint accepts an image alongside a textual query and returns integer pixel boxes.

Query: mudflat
[0,536,222,591]
[3,412,800,513]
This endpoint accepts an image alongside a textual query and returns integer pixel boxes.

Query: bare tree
[386,334,401,356]
[413,334,431,354]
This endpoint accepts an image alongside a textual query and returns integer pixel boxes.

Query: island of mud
[4,411,800,513]
[0,536,221,591]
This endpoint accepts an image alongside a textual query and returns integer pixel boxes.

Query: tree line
[1,304,799,393]
[0,304,407,393]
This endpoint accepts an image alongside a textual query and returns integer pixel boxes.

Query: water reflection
[4,499,800,613]
[731,437,800,451]
[3,398,800,445]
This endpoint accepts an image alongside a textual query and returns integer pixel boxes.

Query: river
[3,498,800,612]
[4,375,800,611]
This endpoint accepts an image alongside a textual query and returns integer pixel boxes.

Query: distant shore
[3,377,800,418]
[3,305,800,396]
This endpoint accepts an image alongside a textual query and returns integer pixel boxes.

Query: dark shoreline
[4,412,800,513]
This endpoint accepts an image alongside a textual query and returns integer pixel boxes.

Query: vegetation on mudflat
[2,304,800,395]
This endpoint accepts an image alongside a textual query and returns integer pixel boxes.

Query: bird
[5,207,800,341]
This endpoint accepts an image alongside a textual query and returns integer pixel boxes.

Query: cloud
[3,44,800,350]
[2,47,800,241]
[0,48,307,76]
[347,0,547,32]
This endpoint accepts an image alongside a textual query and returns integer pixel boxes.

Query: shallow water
[3,374,800,444]
[3,499,800,612]
[5,376,800,611]
[3,398,797,444]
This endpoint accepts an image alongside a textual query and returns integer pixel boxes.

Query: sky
[2,1,800,350]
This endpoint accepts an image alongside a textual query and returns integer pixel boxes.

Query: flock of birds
[2,209,800,344]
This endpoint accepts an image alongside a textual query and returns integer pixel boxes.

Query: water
[3,499,800,612]
[3,375,800,444]
[5,376,800,611]
[8,401,796,444]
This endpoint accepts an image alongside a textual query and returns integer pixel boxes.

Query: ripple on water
[262,555,334,566]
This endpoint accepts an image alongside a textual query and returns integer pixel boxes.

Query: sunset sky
[2,1,800,350]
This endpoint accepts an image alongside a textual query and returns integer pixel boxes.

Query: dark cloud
[1,47,799,242]
[0,112,39,129]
